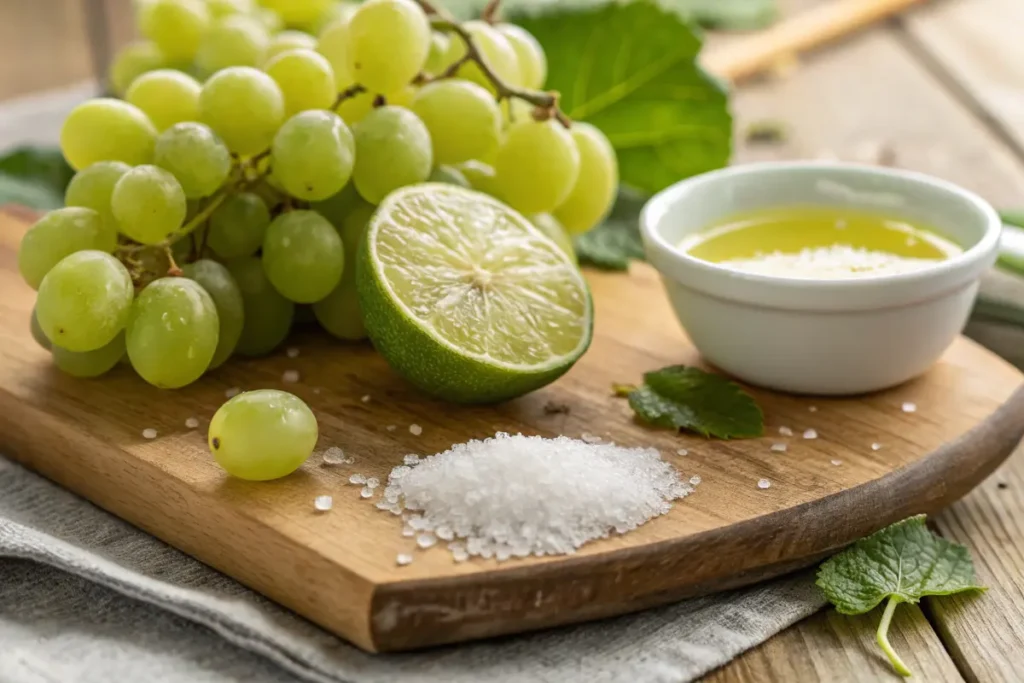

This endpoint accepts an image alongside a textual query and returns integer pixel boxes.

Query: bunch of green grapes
[22,0,617,394]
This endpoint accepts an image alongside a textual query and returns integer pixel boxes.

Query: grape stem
[332,83,367,111]
[481,0,501,24]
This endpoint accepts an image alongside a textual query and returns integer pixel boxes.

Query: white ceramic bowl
[640,162,1002,395]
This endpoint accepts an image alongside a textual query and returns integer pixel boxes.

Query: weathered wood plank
[704,604,964,682]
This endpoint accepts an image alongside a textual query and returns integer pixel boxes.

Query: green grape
[170,232,194,264]
[310,182,361,227]
[530,213,577,263]
[207,192,270,259]
[264,49,336,117]
[255,7,283,32]
[271,110,354,201]
[226,256,294,356]
[111,165,188,244]
[266,30,317,61]
[346,0,429,94]
[36,251,133,352]
[442,21,521,93]
[138,0,210,62]
[455,159,501,197]
[412,80,500,165]
[30,307,51,350]
[206,0,252,18]
[495,119,580,214]
[125,69,201,132]
[312,1,358,33]
[182,259,244,368]
[313,199,371,339]
[553,122,618,235]
[127,277,219,388]
[52,332,126,378]
[316,17,354,90]
[262,210,344,303]
[109,41,165,95]
[196,15,269,74]
[60,99,157,171]
[248,179,286,211]
[500,97,533,128]
[352,105,432,204]
[260,0,331,26]
[428,165,470,188]
[208,389,318,481]
[153,122,231,199]
[64,161,131,232]
[497,24,546,90]
[199,67,285,156]
[423,31,450,74]
[19,207,117,290]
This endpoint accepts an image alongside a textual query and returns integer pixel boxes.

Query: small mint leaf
[575,190,646,271]
[817,515,985,616]
[627,365,763,439]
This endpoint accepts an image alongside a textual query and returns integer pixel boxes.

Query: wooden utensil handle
[702,0,930,83]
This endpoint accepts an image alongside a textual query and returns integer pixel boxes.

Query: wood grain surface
[1,208,1023,653]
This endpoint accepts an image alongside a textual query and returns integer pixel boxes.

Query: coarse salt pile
[379,432,693,561]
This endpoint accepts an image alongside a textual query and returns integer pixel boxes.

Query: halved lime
[357,183,593,404]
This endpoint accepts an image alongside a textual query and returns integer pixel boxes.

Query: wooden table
[704,0,1024,680]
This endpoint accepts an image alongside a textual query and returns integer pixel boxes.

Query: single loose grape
[442,21,521,93]
[530,213,577,263]
[19,207,116,290]
[30,307,51,350]
[266,30,317,61]
[182,260,244,369]
[109,41,165,95]
[125,69,201,131]
[317,18,354,90]
[207,192,271,259]
[313,199,371,339]
[153,122,231,199]
[553,122,619,235]
[60,99,157,171]
[52,332,126,378]
[497,24,546,89]
[126,277,219,388]
[260,0,331,26]
[262,210,344,303]
[226,256,295,356]
[199,67,285,156]
[455,159,501,197]
[36,251,133,352]
[196,15,269,74]
[496,119,580,214]
[111,165,188,244]
[346,0,430,94]
[264,49,336,117]
[271,110,354,201]
[138,0,210,62]
[208,389,318,481]
[65,161,131,232]
[423,31,450,74]
[412,80,500,165]
[352,106,432,204]
[428,165,470,188]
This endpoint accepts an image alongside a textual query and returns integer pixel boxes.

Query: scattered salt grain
[757,478,772,489]
[322,447,347,465]
[360,486,374,498]
[689,475,702,486]
[386,425,397,432]
[225,387,241,398]
[286,347,300,359]
[580,432,602,444]
[803,429,818,440]
[676,448,688,456]
[185,417,199,429]
[361,394,371,403]
[282,370,300,383]
[409,424,423,436]
[401,526,415,537]
[396,554,413,566]
[349,474,366,485]
[380,433,691,560]
[313,495,333,511]
[831,459,842,466]
[770,443,787,453]
[871,442,883,451]
[808,405,818,413]
[416,534,437,549]
[366,477,380,488]
[452,547,470,563]
[778,426,793,436]
[142,428,158,440]
[902,402,917,413]
[403,455,421,466]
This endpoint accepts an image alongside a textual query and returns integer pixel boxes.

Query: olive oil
[680,205,962,279]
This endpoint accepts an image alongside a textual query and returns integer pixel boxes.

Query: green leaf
[511,1,732,194]
[817,515,984,614]
[0,146,74,198]
[0,173,64,211]
[626,365,763,438]
[574,190,646,270]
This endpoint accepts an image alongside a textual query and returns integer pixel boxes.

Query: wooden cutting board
[1,207,1022,653]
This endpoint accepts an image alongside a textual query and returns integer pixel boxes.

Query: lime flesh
[357,183,592,404]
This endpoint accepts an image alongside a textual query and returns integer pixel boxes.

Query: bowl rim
[639,161,1002,294]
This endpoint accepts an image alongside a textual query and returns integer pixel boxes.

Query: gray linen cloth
[0,456,825,683]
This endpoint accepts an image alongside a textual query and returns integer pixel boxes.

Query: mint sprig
[817,515,985,677]
[623,365,763,438]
